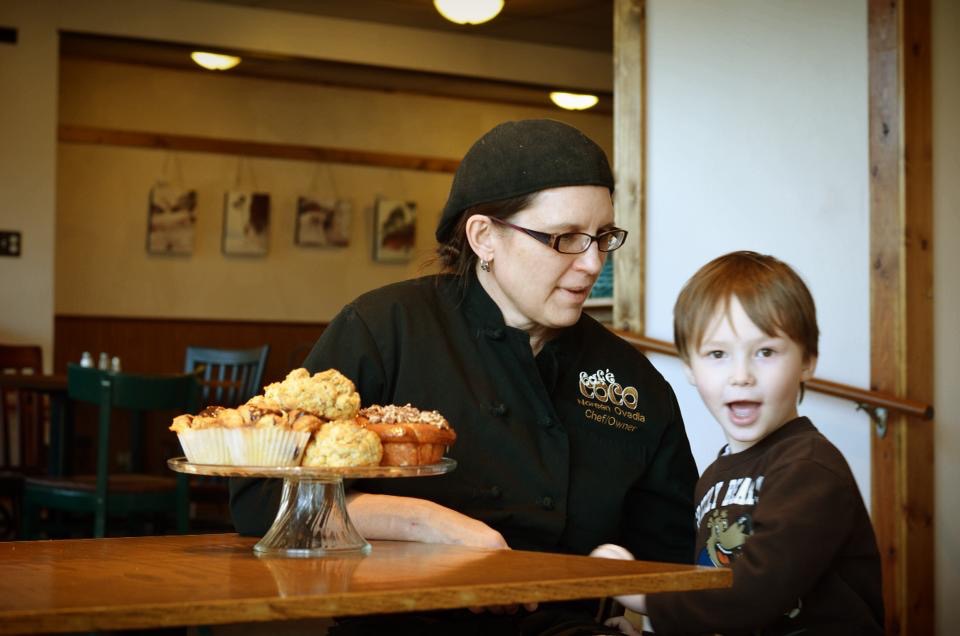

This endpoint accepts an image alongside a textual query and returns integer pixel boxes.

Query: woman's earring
[479,259,491,272]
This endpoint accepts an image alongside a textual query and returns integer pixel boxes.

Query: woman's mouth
[560,286,591,303]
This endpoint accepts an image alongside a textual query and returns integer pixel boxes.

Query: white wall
[933,0,960,630]
[0,6,58,367]
[644,0,872,501]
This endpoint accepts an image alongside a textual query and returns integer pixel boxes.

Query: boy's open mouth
[726,401,761,425]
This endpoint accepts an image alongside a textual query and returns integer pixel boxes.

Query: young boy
[593,251,883,635]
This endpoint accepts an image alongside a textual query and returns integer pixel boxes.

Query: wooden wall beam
[868,0,935,633]
[612,0,645,333]
[58,125,460,174]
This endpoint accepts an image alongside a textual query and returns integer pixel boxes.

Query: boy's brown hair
[673,251,819,363]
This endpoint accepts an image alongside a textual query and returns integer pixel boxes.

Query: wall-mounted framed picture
[373,198,416,263]
[295,195,351,247]
[146,180,197,256]
[222,190,270,256]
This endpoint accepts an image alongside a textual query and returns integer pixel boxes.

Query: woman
[231,119,697,633]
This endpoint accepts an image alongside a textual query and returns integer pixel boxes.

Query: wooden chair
[183,345,269,530]
[21,364,199,539]
[185,345,269,409]
[0,344,45,538]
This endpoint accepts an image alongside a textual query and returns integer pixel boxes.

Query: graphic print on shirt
[576,368,644,432]
[699,509,753,567]
[694,475,762,567]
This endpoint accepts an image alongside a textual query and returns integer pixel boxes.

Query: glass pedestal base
[167,457,455,558]
[255,477,371,558]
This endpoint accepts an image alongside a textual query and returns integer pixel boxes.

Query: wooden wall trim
[58,125,461,174]
[612,0,646,334]
[868,0,935,633]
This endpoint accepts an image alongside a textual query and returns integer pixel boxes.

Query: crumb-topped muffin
[358,404,456,466]
[264,368,360,420]
[302,420,383,468]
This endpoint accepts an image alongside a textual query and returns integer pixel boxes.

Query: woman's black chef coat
[230,274,698,563]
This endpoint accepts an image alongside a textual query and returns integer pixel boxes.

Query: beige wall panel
[55,59,611,322]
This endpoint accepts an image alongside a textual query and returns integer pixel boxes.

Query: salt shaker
[110,356,122,372]
[98,352,109,370]
[80,351,93,368]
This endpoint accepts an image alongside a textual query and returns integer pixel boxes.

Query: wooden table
[0,533,731,634]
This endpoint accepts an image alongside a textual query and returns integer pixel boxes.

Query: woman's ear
[465,214,496,263]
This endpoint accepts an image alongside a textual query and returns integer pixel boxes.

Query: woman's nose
[574,242,604,275]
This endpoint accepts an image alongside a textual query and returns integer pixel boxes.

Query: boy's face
[683,296,817,453]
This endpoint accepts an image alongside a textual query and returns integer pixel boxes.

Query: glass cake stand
[168,457,456,558]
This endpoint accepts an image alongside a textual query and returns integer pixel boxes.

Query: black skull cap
[435,119,614,243]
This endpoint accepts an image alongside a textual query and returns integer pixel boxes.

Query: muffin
[264,368,361,420]
[171,399,319,466]
[358,404,456,466]
[301,420,383,468]
[224,400,320,466]
[170,407,237,464]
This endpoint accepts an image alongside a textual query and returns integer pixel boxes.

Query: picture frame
[373,198,416,263]
[222,190,270,256]
[295,195,351,247]
[146,180,197,256]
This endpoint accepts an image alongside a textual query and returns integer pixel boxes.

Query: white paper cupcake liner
[226,428,311,466]
[177,429,233,465]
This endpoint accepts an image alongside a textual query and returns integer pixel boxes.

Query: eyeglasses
[489,217,628,254]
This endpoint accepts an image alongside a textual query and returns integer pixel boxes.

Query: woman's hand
[346,492,508,548]
[348,493,536,614]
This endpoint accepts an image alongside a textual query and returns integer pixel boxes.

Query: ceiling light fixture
[549,91,599,111]
[433,0,504,25]
[190,51,241,71]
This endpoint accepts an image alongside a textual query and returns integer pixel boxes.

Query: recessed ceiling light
[433,0,504,25]
[549,91,599,111]
[190,51,241,71]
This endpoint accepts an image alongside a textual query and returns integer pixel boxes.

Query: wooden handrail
[612,330,934,421]
[59,125,461,174]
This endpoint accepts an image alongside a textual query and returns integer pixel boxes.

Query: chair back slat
[184,345,269,408]
[1,344,45,489]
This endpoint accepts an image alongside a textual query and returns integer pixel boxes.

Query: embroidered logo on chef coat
[576,368,645,432]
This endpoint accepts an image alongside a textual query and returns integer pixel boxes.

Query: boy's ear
[800,355,818,382]
[465,214,496,263]
[682,362,697,386]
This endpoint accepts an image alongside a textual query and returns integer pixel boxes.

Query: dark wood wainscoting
[53,315,328,477]
[54,314,327,384]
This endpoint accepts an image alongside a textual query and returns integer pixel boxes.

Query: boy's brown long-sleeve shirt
[645,417,883,635]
